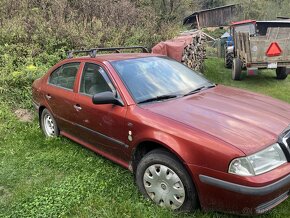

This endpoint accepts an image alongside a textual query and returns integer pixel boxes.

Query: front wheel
[40,109,59,137]
[136,149,198,212]
[276,67,288,80]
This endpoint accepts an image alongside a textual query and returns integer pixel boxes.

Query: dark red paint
[32,53,290,214]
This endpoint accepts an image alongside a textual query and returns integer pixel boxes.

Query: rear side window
[49,62,80,90]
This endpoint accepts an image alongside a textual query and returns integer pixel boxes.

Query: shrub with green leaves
[0,0,193,109]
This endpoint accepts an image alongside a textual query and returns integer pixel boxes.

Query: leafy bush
[0,0,195,109]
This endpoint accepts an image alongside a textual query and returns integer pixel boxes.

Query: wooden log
[181,32,207,72]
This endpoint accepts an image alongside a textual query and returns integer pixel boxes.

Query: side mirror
[92,91,123,106]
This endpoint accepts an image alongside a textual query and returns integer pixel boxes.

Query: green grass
[0,58,290,217]
[203,58,290,103]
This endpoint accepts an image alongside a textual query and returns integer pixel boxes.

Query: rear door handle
[74,104,82,111]
[45,94,52,100]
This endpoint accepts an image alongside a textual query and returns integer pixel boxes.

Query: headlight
[229,143,287,176]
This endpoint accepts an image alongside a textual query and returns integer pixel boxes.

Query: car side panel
[41,83,79,135]
[74,93,128,160]
[70,60,128,162]
[39,62,84,135]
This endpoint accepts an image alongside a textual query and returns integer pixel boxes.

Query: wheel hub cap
[44,114,55,137]
[143,164,185,210]
[161,183,167,190]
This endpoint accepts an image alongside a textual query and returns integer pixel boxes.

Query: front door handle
[45,94,52,100]
[74,104,82,111]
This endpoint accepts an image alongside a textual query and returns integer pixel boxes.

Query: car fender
[132,130,189,164]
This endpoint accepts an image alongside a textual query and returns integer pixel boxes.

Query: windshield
[111,57,212,103]
[234,23,256,35]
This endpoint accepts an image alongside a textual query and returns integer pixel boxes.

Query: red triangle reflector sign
[266,42,282,57]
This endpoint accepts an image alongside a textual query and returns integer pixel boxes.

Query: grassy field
[0,57,290,218]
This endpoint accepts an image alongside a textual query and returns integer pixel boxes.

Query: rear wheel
[276,67,288,80]
[224,50,234,69]
[232,58,242,80]
[136,149,198,212]
[41,109,59,137]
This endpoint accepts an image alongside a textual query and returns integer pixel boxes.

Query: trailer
[232,27,290,80]
[224,20,257,69]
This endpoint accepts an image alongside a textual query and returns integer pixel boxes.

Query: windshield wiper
[138,94,177,104]
[183,84,216,97]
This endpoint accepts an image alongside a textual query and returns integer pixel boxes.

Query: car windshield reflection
[111,57,213,103]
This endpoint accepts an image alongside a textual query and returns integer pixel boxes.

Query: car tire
[136,149,198,212]
[276,67,288,80]
[40,109,59,137]
[232,58,242,80]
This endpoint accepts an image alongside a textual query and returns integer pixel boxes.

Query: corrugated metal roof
[183,4,238,25]
[191,4,237,14]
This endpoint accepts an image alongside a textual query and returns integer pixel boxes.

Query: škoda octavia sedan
[32,47,290,215]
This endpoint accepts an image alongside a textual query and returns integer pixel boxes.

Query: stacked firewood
[181,32,207,71]
[152,30,208,72]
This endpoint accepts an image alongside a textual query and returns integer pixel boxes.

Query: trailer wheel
[232,58,242,80]
[224,51,234,69]
[276,67,288,80]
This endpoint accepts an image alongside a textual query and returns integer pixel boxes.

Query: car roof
[66,53,163,63]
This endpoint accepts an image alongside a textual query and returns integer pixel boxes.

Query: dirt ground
[14,109,34,122]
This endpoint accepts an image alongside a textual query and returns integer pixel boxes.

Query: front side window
[49,62,80,90]
[79,63,114,96]
[111,57,211,103]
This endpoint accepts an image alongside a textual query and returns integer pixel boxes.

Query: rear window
[49,62,80,90]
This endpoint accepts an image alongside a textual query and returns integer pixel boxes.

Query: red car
[32,47,290,215]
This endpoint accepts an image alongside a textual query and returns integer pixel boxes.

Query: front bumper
[188,163,290,215]
[199,173,290,196]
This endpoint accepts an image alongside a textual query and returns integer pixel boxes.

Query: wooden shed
[183,4,238,28]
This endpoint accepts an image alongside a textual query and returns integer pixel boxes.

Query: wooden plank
[256,40,265,62]
[237,33,242,60]
[201,31,216,41]
[275,27,280,40]
[234,32,238,59]
[244,33,251,63]
[236,33,240,59]
[250,41,257,62]
[196,15,200,30]
[240,33,246,61]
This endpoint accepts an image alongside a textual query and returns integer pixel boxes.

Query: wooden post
[196,15,200,30]
[217,39,222,58]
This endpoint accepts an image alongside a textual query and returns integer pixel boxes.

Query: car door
[74,62,128,159]
[43,62,81,135]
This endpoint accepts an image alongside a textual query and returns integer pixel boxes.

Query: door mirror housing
[92,91,123,106]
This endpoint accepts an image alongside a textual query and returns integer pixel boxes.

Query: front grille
[282,131,290,150]
[279,129,290,162]
[285,136,290,149]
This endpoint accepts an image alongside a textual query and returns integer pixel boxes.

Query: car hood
[141,85,290,155]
